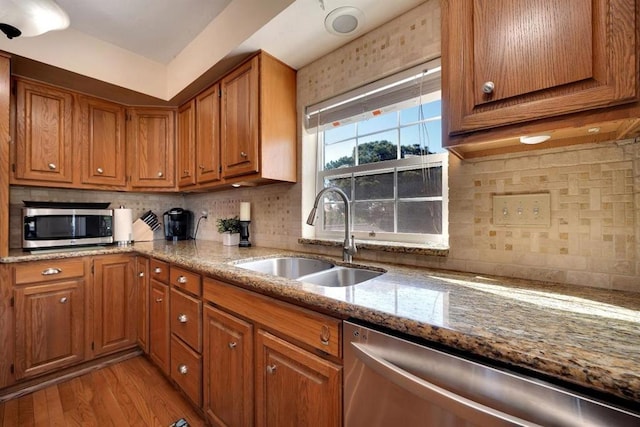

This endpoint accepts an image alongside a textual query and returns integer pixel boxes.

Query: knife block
[132,219,155,242]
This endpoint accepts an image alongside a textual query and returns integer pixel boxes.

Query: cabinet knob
[178,314,188,323]
[199,164,205,169]
[139,272,145,277]
[266,364,277,374]
[48,163,56,170]
[155,298,163,303]
[177,276,188,284]
[240,151,247,158]
[157,171,164,177]
[178,364,188,375]
[59,297,68,304]
[154,267,162,274]
[482,81,495,94]
[183,170,189,176]
[228,342,237,349]
[97,167,104,174]
[320,324,331,346]
[42,267,62,276]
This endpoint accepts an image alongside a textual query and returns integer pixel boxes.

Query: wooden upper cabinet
[14,79,74,184]
[220,52,297,184]
[127,108,176,189]
[177,100,196,187]
[196,83,221,185]
[221,56,260,179]
[79,96,126,187]
[443,0,638,136]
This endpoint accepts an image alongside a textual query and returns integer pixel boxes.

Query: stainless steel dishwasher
[344,321,640,427]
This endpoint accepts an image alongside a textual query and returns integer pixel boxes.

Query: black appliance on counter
[163,208,192,241]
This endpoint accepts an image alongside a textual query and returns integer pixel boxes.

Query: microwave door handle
[350,342,537,427]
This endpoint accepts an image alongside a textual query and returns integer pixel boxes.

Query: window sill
[298,238,449,257]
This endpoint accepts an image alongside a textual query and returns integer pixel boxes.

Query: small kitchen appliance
[163,208,192,241]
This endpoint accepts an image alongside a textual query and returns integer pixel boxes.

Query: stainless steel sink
[299,267,383,287]
[235,257,335,279]
[234,256,385,287]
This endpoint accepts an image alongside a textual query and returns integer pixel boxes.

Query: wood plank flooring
[0,357,205,426]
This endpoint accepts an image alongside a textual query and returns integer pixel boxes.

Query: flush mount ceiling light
[0,0,70,39]
[519,134,551,145]
[325,6,364,36]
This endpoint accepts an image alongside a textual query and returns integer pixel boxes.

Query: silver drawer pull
[178,364,188,375]
[154,267,162,274]
[178,314,188,323]
[240,151,247,158]
[157,171,163,177]
[59,297,68,304]
[177,276,187,284]
[97,167,104,174]
[228,342,237,349]
[320,324,331,346]
[48,163,57,170]
[155,298,163,303]
[42,267,62,276]
[266,365,277,374]
[482,81,495,94]
[138,272,145,277]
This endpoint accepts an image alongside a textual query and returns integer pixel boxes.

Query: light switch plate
[493,193,551,227]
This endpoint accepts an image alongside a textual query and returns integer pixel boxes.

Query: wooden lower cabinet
[203,304,254,427]
[255,330,342,427]
[14,279,85,379]
[150,279,170,375]
[92,255,137,357]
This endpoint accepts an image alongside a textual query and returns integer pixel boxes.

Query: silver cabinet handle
[240,151,247,158]
[154,267,162,274]
[482,81,495,94]
[177,276,187,284]
[178,364,188,375]
[199,164,205,169]
[320,324,331,346]
[183,169,189,176]
[228,342,237,349]
[266,365,277,374]
[155,298,163,303]
[157,171,164,177]
[42,267,62,275]
[138,272,145,277]
[97,167,104,174]
[178,314,188,323]
[350,342,533,426]
[48,163,56,170]
[59,297,68,303]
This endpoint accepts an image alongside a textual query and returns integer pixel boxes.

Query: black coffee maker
[163,208,193,241]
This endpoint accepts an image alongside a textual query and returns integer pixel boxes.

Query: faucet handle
[349,235,357,255]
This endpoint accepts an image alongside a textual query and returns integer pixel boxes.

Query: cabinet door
[136,257,150,353]
[255,330,341,427]
[177,100,196,187]
[14,280,84,379]
[221,56,260,178]
[79,96,126,187]
[203,305,253,427]
[128,108,175,189]
[196,83,221,184]
[444,0,637,135]
[93,255,136,356]
[14,79,74,183]
[150,279,170,375]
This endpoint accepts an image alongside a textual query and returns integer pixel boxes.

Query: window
[306,58,448,246]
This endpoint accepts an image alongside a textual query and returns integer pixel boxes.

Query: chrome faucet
[306,186,357,263]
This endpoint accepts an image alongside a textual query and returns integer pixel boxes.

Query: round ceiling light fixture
[324,6,364,36]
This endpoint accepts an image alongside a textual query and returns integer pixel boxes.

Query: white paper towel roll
[113,207,133,245]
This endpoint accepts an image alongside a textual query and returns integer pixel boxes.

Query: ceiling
[0,0,426,102]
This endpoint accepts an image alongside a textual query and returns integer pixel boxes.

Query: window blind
[305,57,441,130]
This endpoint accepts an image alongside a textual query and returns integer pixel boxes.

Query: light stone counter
[3,240,640,405]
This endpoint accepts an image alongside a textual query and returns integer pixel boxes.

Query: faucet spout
[307,187,357,263]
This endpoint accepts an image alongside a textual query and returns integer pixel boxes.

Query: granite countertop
[3,241,640,404]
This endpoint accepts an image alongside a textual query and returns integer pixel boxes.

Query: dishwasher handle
[351,342,538,427]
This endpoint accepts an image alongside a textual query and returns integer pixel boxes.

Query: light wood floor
[0,356,205,426]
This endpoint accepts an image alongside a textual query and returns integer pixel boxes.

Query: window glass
[324,123,356,144]
[358,112,397,135]
[354,172,394,200]
[397,167,442,198]
[324,139,355,170]
[400,100,441,125]
[397,201,442,234]
[353,201,395,232]
[357,131,399,165]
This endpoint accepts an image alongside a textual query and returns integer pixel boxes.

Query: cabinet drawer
[170,267,201,296]
[203,278,341,358]
[150,259,169,283]
[171,335,202,407]
[170,288,202,352]
[14,258,85,285]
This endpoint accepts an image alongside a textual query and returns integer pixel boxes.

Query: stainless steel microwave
[22,206,113,250]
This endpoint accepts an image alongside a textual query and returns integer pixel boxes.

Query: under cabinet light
[519,134,551,145]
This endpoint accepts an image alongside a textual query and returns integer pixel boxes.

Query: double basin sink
[234,256,384,287]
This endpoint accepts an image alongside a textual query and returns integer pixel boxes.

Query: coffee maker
[163,208,193,241]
